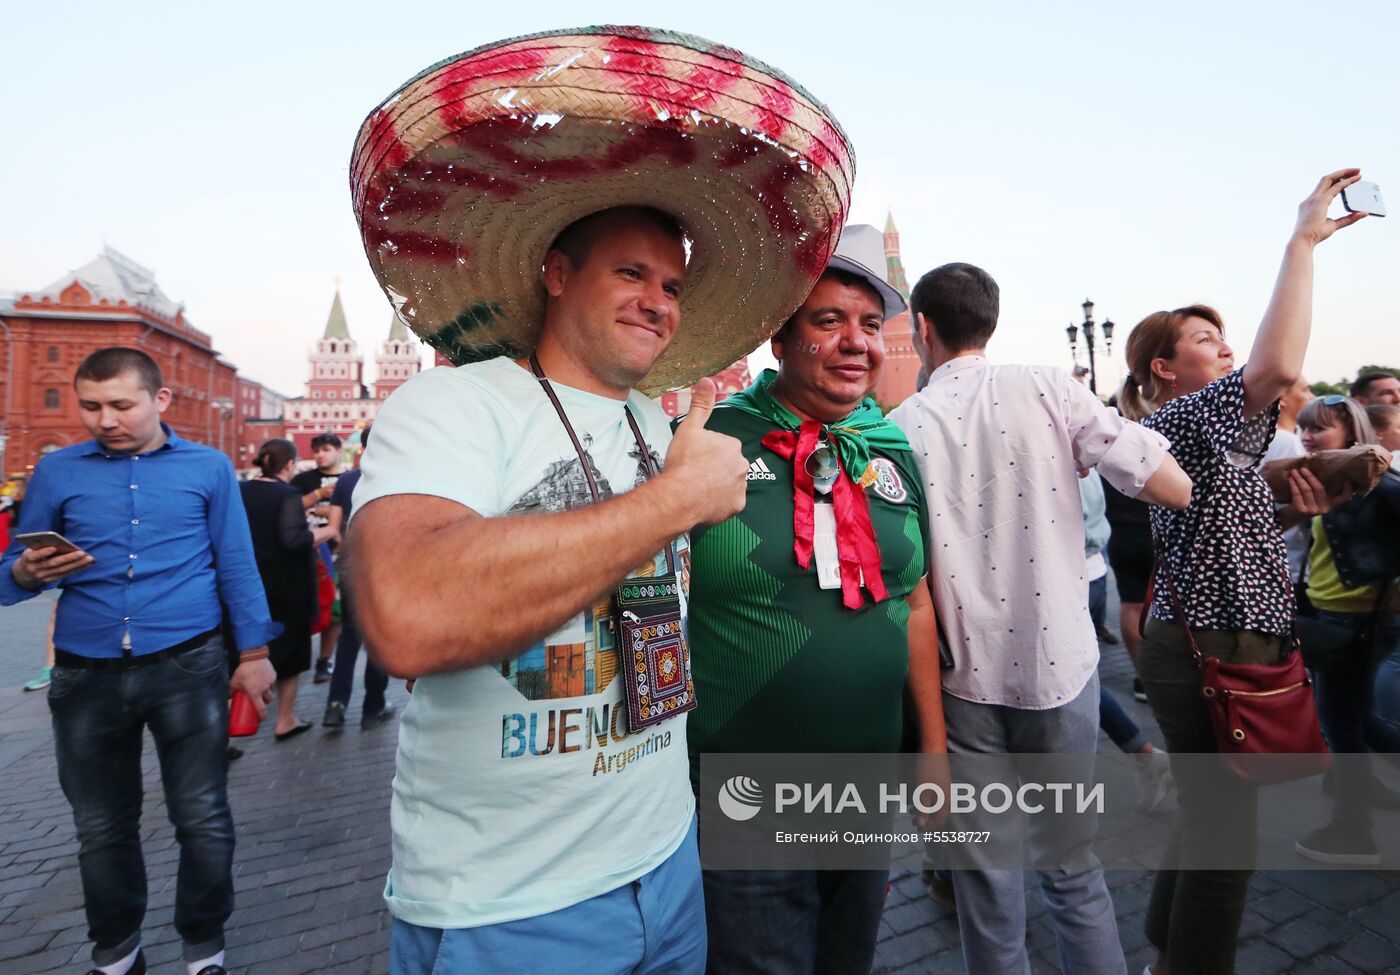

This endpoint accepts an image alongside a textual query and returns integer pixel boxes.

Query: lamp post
[1065,298,1114,395]
[211,398,234,458]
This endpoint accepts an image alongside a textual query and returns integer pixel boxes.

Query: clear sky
[3,1,1396,397]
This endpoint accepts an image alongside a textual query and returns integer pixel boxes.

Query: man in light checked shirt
[889,263,1192,975]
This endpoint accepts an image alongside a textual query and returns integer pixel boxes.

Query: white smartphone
[15,530,81,555]
[1341,180,1386,217]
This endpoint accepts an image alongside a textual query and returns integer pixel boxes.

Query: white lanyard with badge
[528,355,697,733]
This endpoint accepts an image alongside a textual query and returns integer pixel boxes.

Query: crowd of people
[2,24,1398,975]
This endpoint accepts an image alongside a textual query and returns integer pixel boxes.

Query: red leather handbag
[309,556,335,636]
[1147,562,1331,785]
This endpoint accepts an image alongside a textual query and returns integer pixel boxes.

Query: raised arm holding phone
[1120,170,1369,975]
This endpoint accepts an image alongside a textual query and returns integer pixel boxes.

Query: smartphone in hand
[15,531,81,555]
[1341,180,1386,217]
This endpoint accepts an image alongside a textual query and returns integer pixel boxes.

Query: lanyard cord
[527,354,677,576]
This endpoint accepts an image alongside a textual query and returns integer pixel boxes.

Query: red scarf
[761,421,889,610]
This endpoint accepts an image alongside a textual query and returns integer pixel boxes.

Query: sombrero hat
[350,25,855,394]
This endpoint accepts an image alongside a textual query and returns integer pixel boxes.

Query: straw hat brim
[350,26,855,394]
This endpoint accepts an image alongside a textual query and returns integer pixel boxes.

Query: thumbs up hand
[661,379,749,527]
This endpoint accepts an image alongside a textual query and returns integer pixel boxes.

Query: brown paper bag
[1260,445,1393,503]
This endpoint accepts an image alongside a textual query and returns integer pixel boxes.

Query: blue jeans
[1310,610,1400,829]
[49,635,234,966]
[1371,638,1400,759]
[701,868,888,975]
[1099,689,1148,754]
[391,816,705,975]
[1088,574,1107,631]
[1088,575,1148,753]
[327,576,387,713]
[941,673,1125,975]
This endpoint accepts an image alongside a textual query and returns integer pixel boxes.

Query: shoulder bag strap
[527,354,677,576]
[1150,551,1207,669]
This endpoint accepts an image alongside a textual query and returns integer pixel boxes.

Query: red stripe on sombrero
[604,124,698,169]
[716,134,763,170]
[437,95,468,137]
[358,174,395,222]
[754,83,795,142]
[362,224,465,263]
[688,53,743,89]
[807,117,846,175]
[372,186,448,217]
[443,118,598,179]
[399,154,526,198]
[433,46,554,95]
[795,218,840,276]
[602,35,665,91]
[756,161,804,237]
[683,59,739,112]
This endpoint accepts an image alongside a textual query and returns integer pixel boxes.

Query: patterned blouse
[1141,368,1291,635]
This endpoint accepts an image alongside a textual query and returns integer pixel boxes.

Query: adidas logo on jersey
[747,458,777,481]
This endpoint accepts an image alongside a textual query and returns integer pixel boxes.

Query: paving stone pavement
[2,584,1398,974]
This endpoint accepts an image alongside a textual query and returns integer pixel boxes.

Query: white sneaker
[1135,750,1174,813]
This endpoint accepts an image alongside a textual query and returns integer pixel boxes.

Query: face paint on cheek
[800,342,820,354]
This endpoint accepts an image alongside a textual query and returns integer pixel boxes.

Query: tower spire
[322,290,351,340]
[883,210,909,299]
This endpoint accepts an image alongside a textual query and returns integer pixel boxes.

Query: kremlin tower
[374,314,420,400]
[283,289,423,453]
[872,211,919,410]
[305,288,366,402]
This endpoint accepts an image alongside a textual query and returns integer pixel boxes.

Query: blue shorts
[390,816,705,975]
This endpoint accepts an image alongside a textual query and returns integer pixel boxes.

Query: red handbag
[310,556,335,636]
[1146,561,1331,785]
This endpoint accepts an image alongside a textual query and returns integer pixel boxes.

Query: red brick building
[0,247,286,475]
[233,377,288,471]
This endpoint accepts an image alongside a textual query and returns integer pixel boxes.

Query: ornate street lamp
[1065,299,1114,394]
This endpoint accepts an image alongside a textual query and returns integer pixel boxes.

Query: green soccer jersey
[684,402,929,777]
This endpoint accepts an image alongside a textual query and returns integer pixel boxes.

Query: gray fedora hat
[825,223,907,320]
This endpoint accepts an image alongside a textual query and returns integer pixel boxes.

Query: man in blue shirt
[0,348,278,975]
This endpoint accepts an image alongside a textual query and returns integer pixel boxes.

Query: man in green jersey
[686,227,944,974]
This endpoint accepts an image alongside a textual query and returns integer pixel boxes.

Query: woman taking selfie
[1119,169,1367,975]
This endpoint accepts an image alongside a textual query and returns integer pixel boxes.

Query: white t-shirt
[353,357,694,929]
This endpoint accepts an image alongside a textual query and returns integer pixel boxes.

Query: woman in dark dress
[240,439,334,739]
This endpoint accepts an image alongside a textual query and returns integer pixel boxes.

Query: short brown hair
[74,347,163,397]
[1351,372,1400,399]
[908,263,999,351]
[1120,305,1224,421]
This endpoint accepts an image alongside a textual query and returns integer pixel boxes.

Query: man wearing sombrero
[685,225,943,973]
[341,27,855,973]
